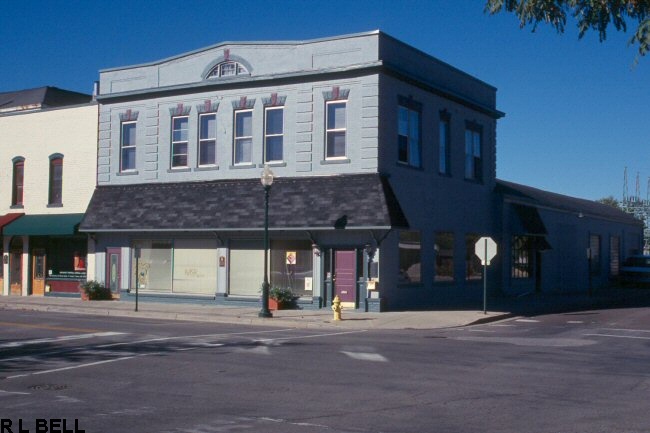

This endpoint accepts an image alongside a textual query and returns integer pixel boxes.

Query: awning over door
[0,213,24,234]
[513,204,548,235]
[2,213,85,236]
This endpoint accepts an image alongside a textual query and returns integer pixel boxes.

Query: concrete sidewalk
[0,296,508,330]
[2,287,648,330]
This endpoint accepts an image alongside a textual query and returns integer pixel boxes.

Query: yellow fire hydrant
[331,295,342,321]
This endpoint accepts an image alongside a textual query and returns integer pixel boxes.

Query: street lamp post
[259,165,274,318]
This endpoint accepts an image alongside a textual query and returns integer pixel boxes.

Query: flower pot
[269,298,285,310]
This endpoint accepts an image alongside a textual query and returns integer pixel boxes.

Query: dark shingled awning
[79,174,409,232]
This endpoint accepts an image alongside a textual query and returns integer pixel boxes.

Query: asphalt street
[1,308,650,433]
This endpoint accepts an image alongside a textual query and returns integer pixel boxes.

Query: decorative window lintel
[323,86,350,101]
[398,95,422,111]
[119,109,139,122]
[168,103,191,117]
[196,100,220,114]
[231,97,256,110]
[262,93,287,107]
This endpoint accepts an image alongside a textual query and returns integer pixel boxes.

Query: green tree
[485,1,650,59]
[597,195,622,209]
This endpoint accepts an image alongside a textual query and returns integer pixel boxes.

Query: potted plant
[79,280,113,301]
[268,286,295,310]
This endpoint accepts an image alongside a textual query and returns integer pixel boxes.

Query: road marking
[584,333,650,340]
[96,328,294,348]
[0,389,31,395]
[601,328,650,333]
[253,329,367,343]
[515,319,539,323]
[340,351,388,362]
[0,332,126,349]
[5,355,145,379]
[567,321,584,324]
[0,321,101,333]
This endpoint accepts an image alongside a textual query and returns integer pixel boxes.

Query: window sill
[258,162,287,168]
[229,163,256,170]
[10,204,24,209]
[194,165,220,172]
[396,161,424,171]
[47,203,63,208]
[116,170,139,176]
[167,167,191,173]
[320,158,350,165]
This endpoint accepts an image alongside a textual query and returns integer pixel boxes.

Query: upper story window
[198,113,217,166]
[171,116,189,168]
[12,158,24,207]
[325,100,347,159]
[398,99,421,168]
[464,123,482,181]
[264,107,284,163]
[207,61,249,78]
[49,156,63,206]
[234,110,253,165]
[439,111,451,175]
[120,122,137,172]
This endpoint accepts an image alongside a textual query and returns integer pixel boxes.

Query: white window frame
[233,109,253,165]
[198,113,217,167]
[171,116,189,168]
[264,106,284,163]
[120,121,137,172]
[464,127,482,181]
[325,100,347,159]
[397,105,421,168]
[439,115,450,175]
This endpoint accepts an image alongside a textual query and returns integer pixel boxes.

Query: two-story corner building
[79,31,643,311]
[0,87,97,297]
[79,30,503,310]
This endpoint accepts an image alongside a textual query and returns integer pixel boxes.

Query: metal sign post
[475,237,497,315]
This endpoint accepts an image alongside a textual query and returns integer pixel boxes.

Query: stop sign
[475,237,497,265]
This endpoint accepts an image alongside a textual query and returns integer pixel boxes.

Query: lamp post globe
[259,165,274,318]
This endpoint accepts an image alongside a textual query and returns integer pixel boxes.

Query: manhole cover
[28,384,68,391]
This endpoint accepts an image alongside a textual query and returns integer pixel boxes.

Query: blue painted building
[79,31,642,311]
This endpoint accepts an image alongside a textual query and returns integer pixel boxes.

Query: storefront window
[132,240,172,291]
[399,231,421,284]
[465,234,482,281]
[435,232,454,282]
[512,236,533,279]
[46,237,87,280]
[270,240,313,297]
[229,240,264,296]
[172,239,217,294]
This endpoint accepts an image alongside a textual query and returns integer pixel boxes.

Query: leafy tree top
[485,0,650,60]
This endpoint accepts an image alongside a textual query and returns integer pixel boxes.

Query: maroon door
[334,250,356,304]
[106,248,121,294]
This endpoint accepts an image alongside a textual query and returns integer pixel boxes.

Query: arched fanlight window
[207,61,249,78]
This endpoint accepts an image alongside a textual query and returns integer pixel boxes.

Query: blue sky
[1,0,647,200]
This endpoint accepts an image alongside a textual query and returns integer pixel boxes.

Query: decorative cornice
[231,96,256,110]
[262,93,286,107]
[323,86,350,101]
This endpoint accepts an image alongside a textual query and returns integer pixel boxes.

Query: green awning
[3,213,85,236]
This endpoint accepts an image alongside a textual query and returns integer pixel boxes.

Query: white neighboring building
[0,87,97,296]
